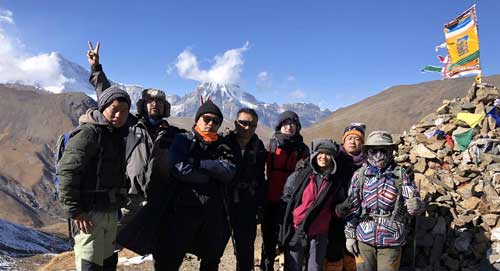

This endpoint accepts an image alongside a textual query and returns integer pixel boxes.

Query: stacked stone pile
[394,82,500,270]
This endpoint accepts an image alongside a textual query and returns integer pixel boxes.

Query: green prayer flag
[453,128,474,151]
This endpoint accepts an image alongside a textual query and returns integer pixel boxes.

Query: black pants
[153,187,230,271]
[229,191,258,271]
[260,201,284,271]
[326,217,347,262]
[80,253,118,271]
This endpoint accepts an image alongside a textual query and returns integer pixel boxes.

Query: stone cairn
[394,82,500,270]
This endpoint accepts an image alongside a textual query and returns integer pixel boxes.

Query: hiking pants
[229,192,258,271]
[153,190,230,271]
[260,201,283,271]
[73,210,118,271]
[356,242,401,271]
[284,233,328,271]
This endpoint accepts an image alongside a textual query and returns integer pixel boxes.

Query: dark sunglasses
[202,115,221,125]
[237,120,257,128]
[145,98,165,104]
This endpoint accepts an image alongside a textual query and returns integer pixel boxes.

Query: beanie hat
[275,110,302,132]
[311,138,338,156]
[195,100,223,122]
[98,85,131,112]
[310,138,338,174]
[342,123,366,143]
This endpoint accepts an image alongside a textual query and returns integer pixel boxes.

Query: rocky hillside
[0,84,97,228]
[302,75,500,143]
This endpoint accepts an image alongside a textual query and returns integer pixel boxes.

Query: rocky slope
[0,84,96,227]
[394,82,500,270]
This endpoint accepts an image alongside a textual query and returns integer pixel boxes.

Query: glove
[406,197,420,213]
[346,238,359,257]
[335,198,352,217]
[216,143,235,161]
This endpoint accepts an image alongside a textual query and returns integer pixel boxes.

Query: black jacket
[279,161,345,247]
[168,129,237,206]
[224,131,267,206]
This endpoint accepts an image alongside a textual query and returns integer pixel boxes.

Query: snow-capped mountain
[54,53,145,107]
[169,82,331,128]
[35,54,331,127]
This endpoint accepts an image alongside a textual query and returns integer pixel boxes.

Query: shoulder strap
[390,166,404,223]
[357,165,367,197]
[269,137,278,154]
[357,165,368,218]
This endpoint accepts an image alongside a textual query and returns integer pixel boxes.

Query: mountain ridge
[34,53,332,128]
[302,74,500,143]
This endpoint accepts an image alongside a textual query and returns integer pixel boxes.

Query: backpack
[53,125,103,200]
[357,165,405,223]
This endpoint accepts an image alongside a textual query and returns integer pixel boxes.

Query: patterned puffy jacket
[344,164,424,247]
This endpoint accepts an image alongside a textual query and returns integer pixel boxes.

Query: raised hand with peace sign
[87,41,100,66]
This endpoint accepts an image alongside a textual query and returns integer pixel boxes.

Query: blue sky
[1,0,499,110]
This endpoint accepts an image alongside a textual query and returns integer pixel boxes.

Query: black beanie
[195,100,223,122]
[275,110,301,132]
[98,85,131,112]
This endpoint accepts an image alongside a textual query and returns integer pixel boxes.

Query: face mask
[366,147,393,169]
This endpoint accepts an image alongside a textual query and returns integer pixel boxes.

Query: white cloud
[175,42,250,84]
[291,89,306,99]
[0,9,13,24]
[256,71,272,89]
[0,9,69,92]
[287,75,296,82]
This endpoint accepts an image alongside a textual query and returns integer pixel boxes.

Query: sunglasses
[367,148,389,155]
[237,120,257,128]
[201,115,221,125]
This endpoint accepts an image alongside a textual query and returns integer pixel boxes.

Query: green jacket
[57,109,128,218]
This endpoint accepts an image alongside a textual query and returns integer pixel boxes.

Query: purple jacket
[344,164,425,247]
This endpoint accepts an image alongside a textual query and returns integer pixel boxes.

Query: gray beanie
[98,85,131,112]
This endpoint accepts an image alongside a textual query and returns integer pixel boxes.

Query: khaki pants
[357,242,401,271]
[74,210,118,271]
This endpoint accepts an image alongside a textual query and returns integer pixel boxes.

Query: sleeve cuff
[91,64,103,73]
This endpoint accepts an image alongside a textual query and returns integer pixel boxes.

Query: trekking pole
[219,185,238,259]
[410,177,423,271]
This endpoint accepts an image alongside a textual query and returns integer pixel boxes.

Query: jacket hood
[309,138,338,175]
[78,108,112,126]
[275,110,302,132]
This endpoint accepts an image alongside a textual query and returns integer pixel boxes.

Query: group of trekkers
[55,42,425,271]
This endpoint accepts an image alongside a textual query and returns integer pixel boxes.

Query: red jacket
[266,147,307,202]
[293,174,335,235]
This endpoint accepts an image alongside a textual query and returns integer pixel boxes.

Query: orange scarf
[194,125,219,143]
